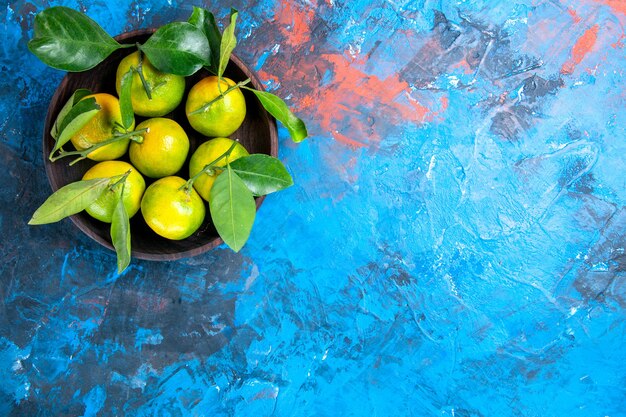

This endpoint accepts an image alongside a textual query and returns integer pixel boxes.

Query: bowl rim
[42,28,279,261]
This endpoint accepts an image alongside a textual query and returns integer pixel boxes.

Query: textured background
[2,0,626,415]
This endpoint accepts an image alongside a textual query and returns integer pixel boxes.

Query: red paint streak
[419,94,450,123]
[334,132,367,148]
[612,33,625,48]
[261,73,280,86]
[593,0,626,16]
[561,25,599,75]
[440,96,449,113]
[276,0,314,47]
[261,51,433,148]
[262,1,438,148]
[568,8,582,23]
[451,59,474,74]
[306,54,430,147]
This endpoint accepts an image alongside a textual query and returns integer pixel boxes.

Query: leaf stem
[108,170,131,191]
[203,66,218,76]
[188,78,251,115]
[50,128,147,166]
[181,141,239,192]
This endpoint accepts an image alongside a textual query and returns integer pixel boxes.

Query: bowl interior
[43,30,277,261]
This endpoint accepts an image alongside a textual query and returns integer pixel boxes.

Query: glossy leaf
[51,97,100,156]
[51,88,92,139]
[28,177,111,225]
[140,22,210,76]
[119,69,134,130]
[110,187,131,273]
[209,165,256,252]
[188,6,221,74]
[231,154,293,196]
[28,6,122,72]
[242,87,308,142]
[218,9,238,79]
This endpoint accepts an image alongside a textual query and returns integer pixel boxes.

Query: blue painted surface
[2,0,626,416]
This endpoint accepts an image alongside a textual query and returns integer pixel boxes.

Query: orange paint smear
[561,25,599,75]
[260,52,434,148]
[276,0,315,47]
[296,53,431,148]
[440,96,449,113]
[451,59,474,74]
[263,1,437,149]
[593,0,626,16]
[334,132,369,148]
[568,8,582,23]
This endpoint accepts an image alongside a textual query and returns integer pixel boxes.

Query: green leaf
[28,6,122,72]
[51,97,101,156]
[51,88,92,139]
[218,9,238,79]
[28,177,111,225]
[188,6,221,74]
[242,87,308,142]
[110,187,131,273]
[230,154,293,196]
[119,69,134,130]
[209,165,256,252]
[139,22,210,76]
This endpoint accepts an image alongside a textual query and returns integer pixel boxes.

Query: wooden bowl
[43,29,278,261]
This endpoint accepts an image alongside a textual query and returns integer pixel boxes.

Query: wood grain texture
[43,29,278,261]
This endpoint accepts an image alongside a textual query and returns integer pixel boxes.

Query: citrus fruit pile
[28,6,307,273]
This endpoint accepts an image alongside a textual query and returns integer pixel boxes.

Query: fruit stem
[181,141,239,192]
[135,48,153,100]
[49,128,148,166]
[188,78,251,115]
